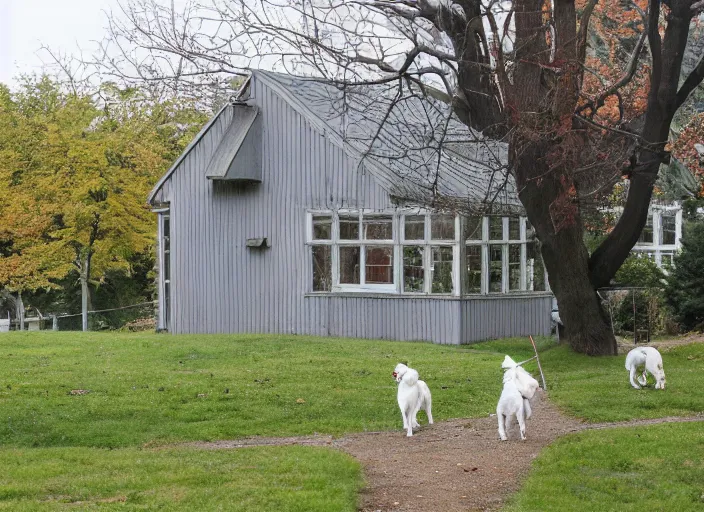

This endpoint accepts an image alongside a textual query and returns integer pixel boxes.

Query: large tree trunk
[516,145,618,355]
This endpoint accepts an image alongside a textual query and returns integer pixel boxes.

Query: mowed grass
[0,331,506,448]
[468,338,704,422]
[0,445,362,511]
[1,331,703,511]
[539,343,704,422]
[504,422,704,512]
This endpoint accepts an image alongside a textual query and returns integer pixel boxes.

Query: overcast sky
[0,0,117,85]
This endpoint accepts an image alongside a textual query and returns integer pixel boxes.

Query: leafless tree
[101,0,704,354]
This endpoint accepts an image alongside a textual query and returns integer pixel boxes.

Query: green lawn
[0,445,362,511]
[504,422,704,512]
[0,331,504,447]
[539,342,704,422]
[1,331,702,511]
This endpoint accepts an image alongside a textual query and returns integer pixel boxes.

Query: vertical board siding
[162,75,552,344]
[460,295,552,343]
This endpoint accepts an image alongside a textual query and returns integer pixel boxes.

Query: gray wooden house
[148,70,553,343]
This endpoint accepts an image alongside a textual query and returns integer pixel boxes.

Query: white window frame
[307,209,552,296]
[473,215,535,294]
[632,205,683,270]
[400,211,461,296]
[156,210,171,331]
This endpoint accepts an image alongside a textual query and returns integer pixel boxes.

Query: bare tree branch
[675,54,704,110]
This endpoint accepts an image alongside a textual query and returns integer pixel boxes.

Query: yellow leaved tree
[0,76,205,330]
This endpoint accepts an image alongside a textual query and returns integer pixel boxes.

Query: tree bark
[80,255,92,332]
[17,292,25,331]
[515,144,618,355]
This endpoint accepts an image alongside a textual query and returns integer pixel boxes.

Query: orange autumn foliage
[576,0,651,124]
[672,113,704,195]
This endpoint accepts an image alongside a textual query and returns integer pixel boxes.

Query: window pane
[509,217,521,240]
[431,215,455,240]
[490,217,504,240]
[431,246,454,293]
[163,251,170,281]
[465,216,482,241]
[312,246,332,291]
[366,246,394,284]
[466,245,482,293]
[509,244,521,291]
[662,252,674,269]
[662,213,676,245]
[339,215,359,240]
[489,244,503,292]
[404,215,425,240]
[339,246,360,284]
[403,246,424,292]
[638,215,653,244]
[527,242,545,291]
[363,216,393,240]
[164,282,170,329]
[162,215,170,252]
[312,215,332,240]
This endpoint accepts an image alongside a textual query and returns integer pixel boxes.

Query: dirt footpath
[190,390,702,512]
[336,391,581,512]
[336,391,702,512]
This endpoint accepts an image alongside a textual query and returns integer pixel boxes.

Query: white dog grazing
[625,346,666,390]
[496,356,540,441]
[393,363,433,437]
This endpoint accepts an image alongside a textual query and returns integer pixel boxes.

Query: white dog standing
[393,363,433,437]
[496,356,540,441]
[625,346,666,390]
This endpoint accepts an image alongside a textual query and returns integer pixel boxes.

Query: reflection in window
[638,215,653,244]
[662,212,676,245]
[365,246,394,284]
[364,216,393,240]
[404,215,425,240]
[312,215,332,240]
[490,217,503,240]
[466,245,482,293]
[431,215,455,240]
[509,218,521,240]
[489,245,503,292]
[509,245,521,290]
[339,215,360,240]
[312,246,332,291]
[465,216,482,240]
[431,246,454,293]
[339,246,360,284]
[403,246,424,292]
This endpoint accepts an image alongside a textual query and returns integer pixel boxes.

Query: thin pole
[529,335,547,390]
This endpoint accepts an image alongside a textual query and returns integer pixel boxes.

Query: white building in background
[631,204,683,270]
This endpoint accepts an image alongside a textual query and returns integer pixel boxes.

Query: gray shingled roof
[253,70,520,213]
